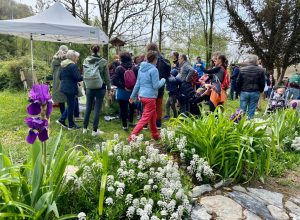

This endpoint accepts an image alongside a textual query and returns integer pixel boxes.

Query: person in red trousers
[128,51,166,142]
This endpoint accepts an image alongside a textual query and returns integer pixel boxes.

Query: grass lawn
[0,90,267,163]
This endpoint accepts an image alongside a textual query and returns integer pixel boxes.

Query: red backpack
[122,66,136,90]
[221,66,230,90]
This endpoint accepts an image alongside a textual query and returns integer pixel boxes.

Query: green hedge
[0,56,51,90]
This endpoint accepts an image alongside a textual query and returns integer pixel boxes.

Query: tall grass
[168,108,300,182]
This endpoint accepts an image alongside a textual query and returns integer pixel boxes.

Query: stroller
[265,87,290,114]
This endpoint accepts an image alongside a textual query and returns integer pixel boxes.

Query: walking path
[191,183,300,220]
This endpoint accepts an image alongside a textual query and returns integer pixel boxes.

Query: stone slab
[192,184,213,198]
[229,191,275,220]
[244,210,262,220]
[232,185,248,193]
[191,205,212,220]
[286,201,300,216]
[200,195,242,220]
[267,205,289,220]
[247,188,283,208]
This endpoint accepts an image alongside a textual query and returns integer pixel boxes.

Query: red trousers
[156,97,163,122]
[129,97,160,140]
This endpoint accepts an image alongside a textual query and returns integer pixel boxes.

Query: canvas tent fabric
[0,2,109,44]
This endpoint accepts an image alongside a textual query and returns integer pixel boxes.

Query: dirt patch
[246,166,300,198]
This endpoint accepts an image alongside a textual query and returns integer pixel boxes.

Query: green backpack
[289,73,300,86]
[83,59,104,89]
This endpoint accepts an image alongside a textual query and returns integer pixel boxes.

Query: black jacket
[59,62,83,95]
[157,55,171,98]
[201,66,224,83]
[112,62,138,89]
[178,81,195,102]
[237,65,266,93]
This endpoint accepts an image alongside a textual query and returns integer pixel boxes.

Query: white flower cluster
[161,128,188,160]
[103,134,191,219]
[187,154,214,182]
[291,137,300,151]
[160,128,175,145]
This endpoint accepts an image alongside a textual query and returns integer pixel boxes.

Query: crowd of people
[50,43,300,141]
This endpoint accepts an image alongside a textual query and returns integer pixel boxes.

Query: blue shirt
[131,62,166,99]
[194,61,206,77]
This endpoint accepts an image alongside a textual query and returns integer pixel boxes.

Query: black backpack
[157,56,171,79]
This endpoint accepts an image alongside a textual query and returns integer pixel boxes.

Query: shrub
[0,56,50,90]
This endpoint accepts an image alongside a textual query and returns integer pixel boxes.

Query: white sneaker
[92,130,104,136]
[83,128,88,134]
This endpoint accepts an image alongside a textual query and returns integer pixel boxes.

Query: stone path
[191,183,300,220]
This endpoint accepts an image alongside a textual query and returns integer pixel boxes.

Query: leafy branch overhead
[224,0,300,81]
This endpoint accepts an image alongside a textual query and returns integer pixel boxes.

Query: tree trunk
[150,0,157,42]
[102,44,109,61]
[208,0,215,65]
[277,66,287,84]
[71,0,76,17]
[158,0,163,51]
[85,0,89,24]
[205,0,209,67]
[101,20,109,60]
[187,10,191,57]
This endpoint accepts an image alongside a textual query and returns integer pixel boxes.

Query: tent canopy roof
[0,2,109,44]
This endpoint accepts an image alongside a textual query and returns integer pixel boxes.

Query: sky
[20,0,35,7]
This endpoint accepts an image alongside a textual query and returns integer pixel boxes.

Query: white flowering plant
[161,128,215,183]
[58,134,192,219]
[103,135,192,219]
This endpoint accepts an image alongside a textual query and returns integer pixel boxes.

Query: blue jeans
[60,93,76,127]
[60,98,80,121]
[289,87,300,99]
[240,91,260,119]
[83,88,106,131]
[230,80,239,100]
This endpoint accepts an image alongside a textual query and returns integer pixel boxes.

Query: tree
[0,0,32,59]
[194,0,217,66]
[95,0,151,59]
[224,0,300,81]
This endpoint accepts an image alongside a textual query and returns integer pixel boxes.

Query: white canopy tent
[0,1,109,72]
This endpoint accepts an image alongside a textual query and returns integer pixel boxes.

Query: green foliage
[167,108,300,182]
[0,130,78,219]
[0,56,51,90]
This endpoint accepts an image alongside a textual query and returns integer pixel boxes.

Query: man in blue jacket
[193,56,205,78]
[230,64,240,100]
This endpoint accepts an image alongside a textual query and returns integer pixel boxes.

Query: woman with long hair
[200,54,229,111]
[112,52,138,130]
[82,45,111,136]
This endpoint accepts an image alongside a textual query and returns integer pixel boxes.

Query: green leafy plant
[167,108,276,182]
[0,130,78,219]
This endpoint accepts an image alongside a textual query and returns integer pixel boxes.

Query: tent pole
[30,34,34,77]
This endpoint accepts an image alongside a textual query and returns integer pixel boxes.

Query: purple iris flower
[29,84,51,104]
[230,108,243,123]
[291,101,297,109]
[25,117,49,144]
[27,84,53,118]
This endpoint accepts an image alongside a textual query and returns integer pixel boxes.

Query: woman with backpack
[128,51,166,142]
[112,52,138,130]
[82,45,111,136]
[200,54,229,111]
